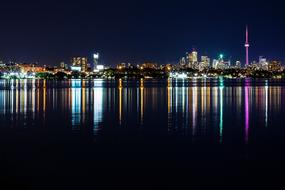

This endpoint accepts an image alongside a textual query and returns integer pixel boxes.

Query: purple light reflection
[245,83,249,144]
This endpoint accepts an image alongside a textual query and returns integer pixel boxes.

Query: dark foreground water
[0,79,285,189]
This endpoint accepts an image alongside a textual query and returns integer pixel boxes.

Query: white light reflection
[71,80,81,128]
[181,79,187,130]
[192,86,197,136]
[140,79,144,126]
[0,89,6,115]
[182,79,185,118]
[31,80,36,120]
[265,80,268,128]
[93,82,103,134]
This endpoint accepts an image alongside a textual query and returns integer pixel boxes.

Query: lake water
[0,79,285,189]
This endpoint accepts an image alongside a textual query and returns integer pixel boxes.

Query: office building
[93,53,99,70]
[235,61,241,68]
[259,56,268,70]
[199,56,210,71]
[187,50,198,69]
[71,57,88,72]
[268,61,281,72]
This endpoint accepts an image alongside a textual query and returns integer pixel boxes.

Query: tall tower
[93,53,99,70]
[245,26,250,66]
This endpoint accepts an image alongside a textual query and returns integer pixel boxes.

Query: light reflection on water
[93,83,103,133]
[0,79,284,143]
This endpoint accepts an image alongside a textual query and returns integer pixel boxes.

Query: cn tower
[245,26,249,66]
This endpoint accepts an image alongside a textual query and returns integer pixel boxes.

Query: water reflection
[245,85,249,144]
[265,81,268,128]
[192,86,198,136]
[93,81,103,133]
[71,80,81,127]
[140,79,144,126]
[0,79,284,143]
[0,88,6,115]
[70,79,104,133]
[118,79,122,125]
[219,86,224,143]
[43,80,46,115]
[167,79,172,131]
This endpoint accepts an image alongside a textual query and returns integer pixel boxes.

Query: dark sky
[0,0,284,66]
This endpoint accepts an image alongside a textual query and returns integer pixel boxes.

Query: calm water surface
[0,79,285,189]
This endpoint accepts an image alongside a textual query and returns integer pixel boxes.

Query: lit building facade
[0,60,5,67]
[213,59,219,69]
[235,61,241,68]
[71,57,88,72]
[268,61,281,72]
[213,55,229,70]
[117,63,132,69]
[93,53,99,70]
[190,51,198,63]
[259,56,268,70]
[187,50,198,69]
[17,63,45,73]
[60,61,68,70]
[199,56,210,71]
[141,62,158,69]
[179,57,186,68]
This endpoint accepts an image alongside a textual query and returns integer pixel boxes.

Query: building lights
[170,72,188,79]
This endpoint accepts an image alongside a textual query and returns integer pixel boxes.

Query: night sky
[0,0,284,66]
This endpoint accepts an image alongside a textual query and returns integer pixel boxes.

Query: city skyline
[0,28,283,67]
[0,0,284,66]
[0,32,283,68]
[1,1,285,189]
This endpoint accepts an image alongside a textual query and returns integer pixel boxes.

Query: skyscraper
[93,53,99,70]
[187,50,198,69]
[245,26,250,66]
[179,57,186,67]
[199,56,210,71]
[259,56,268,70]
[236,61,241,68]
[191,50,198,63]
[201,56,210,65]
[71,57,88,72]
